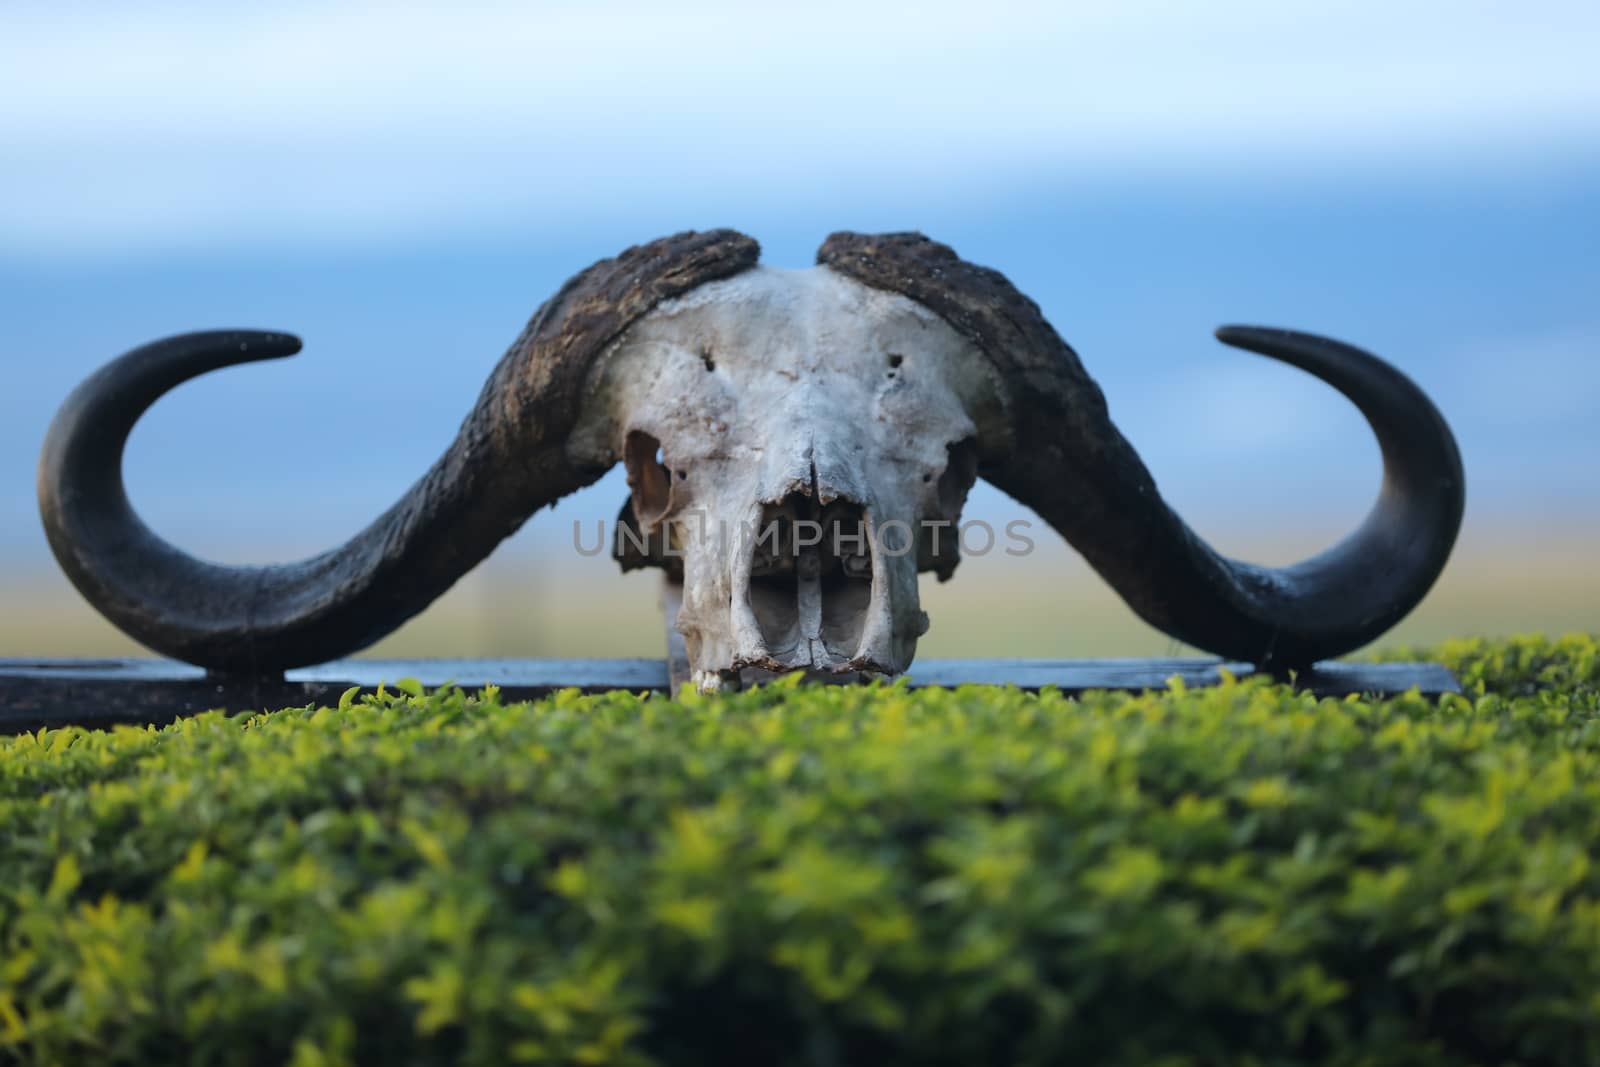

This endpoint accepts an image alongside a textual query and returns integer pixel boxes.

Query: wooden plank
[903,659,1461,698]
[0,656,1459,734]
[0,658,669,734]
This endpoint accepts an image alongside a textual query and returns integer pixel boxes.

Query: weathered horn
[818,231,1464,668]
[38,230,761,674]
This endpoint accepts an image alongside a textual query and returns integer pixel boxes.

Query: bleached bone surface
[569,266,1007,689]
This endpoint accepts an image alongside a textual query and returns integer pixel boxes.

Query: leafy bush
[2,635,1598,1066]
[1376,632,1600,700]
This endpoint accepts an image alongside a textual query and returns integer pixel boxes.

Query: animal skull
[567,267,1003,689]
[37,230,1464,682]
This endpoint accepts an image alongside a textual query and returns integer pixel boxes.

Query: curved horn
[39,230,761,673]
[818,232,1464,668]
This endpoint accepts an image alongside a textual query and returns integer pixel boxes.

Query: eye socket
[936,437,979,515]
[624,430,674,529]
[887,353,904,368]
[700,347,716,372]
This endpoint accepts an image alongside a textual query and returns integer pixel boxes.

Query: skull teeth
[840,552,872,579]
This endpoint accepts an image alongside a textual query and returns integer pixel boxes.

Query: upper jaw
[681,490,923,683]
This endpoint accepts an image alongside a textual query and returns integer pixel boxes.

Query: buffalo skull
[38,231,1464,687]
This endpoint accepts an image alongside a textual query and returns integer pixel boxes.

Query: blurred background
[1,1,1595,662]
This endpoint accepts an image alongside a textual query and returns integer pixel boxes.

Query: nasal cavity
[747,492,873,662]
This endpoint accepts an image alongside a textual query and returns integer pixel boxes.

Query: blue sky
[4,1,1599,256]
[2,1,1597,574]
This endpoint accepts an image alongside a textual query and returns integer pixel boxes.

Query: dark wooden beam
[0,656,1459,735]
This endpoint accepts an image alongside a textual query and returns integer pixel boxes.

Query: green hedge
[2,634,1598,1066]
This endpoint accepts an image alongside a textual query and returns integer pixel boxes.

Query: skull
[568,266,1004,689]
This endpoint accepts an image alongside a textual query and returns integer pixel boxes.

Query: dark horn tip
[127,329,305,377]
[1212,324,1400,387]
[1215,324,1293,350]
[230,330,303,359]
[174,329,304,377]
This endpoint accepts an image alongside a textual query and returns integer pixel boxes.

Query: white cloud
[3,0,1597,255]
